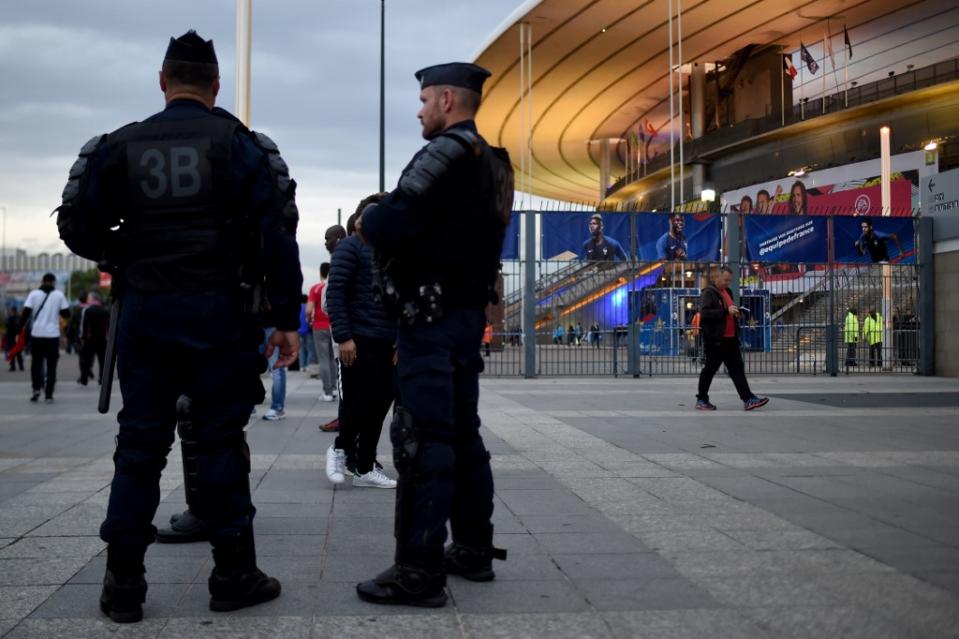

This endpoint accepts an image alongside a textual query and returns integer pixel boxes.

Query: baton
[98,296,122,414]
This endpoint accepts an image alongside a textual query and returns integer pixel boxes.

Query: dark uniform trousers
[394,307,494,573]
[99,290,265,548]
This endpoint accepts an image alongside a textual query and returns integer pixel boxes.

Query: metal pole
[379,0,385,193]
[780,51,786,126]
[523,210,537,378]
[799,45,804,121]
[667,0,675,210]
[527,24,533,207]
[337,208,342,227]
[519,27,524,207]
[235,0,252,127]
[727,212,741,300]
[880,125,893,370]
[1,206,6,272]
[677,0,684,206]
[826,216,838,376]
[822,34,827,114]
[918,217,934,375]
[844,44,849,108]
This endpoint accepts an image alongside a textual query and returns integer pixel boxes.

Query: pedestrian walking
[78,291,110,385]
[21,273,69,403]
[4,307,25,372]
[695,266,769,411]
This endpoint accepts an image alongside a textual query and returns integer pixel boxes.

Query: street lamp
[379,0,385,192]
[1,206,6,272]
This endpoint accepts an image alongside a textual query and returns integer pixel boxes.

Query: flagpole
[235,0,252,127]
[668,0,675,211]
[677,0,684,206]
[844,38,849,108]
[822,34,827,114]
[800,45,804,121]
[781,51,785,126]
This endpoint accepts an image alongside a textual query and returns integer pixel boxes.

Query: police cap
[165,30,218,65]
[415,62,491,94]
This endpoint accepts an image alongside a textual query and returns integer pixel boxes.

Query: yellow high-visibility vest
[844,313,859,343]
[864,314,883,345]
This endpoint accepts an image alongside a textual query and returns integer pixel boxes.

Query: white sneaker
[325,445,346,484]
[352,467,397,489]
[319,393,335,402]
[262,409,284,421]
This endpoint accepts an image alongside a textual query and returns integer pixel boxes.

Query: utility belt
[375,272,445,326]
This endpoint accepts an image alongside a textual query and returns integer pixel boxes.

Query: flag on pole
[800,42,819,74]
[783,54,798,80]
[825,31,835,69]
[843,25,853,59]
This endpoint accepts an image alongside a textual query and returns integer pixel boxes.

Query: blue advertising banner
[636,213,721,262]
[744,215,828,263]
[502,212,521,260]
[833,216,915,264]
[542,212,631,260]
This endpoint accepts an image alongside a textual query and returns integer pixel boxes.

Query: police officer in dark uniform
[55,31,302,623]
[355,62,513,607]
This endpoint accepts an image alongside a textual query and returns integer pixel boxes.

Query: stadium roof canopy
[473,0,926,203]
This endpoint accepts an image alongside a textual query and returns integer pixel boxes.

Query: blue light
[611,286,627,307]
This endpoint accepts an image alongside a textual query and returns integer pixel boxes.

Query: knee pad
[390,406,418,476]
[113,435,169,480]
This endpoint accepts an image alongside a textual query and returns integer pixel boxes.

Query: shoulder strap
[27,291,52,333]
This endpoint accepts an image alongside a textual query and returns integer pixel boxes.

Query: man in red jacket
[696,266,769,411]
[307,262,336,401]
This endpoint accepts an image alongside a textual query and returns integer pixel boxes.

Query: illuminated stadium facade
[472,0,959,377]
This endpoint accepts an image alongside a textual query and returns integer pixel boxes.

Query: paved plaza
[0,355,958,638]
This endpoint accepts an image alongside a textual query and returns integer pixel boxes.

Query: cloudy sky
[0,0,524,283]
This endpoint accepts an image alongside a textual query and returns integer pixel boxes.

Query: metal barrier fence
[482,259,921,378]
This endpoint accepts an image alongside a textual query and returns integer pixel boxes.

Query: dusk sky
[0,0,524,281]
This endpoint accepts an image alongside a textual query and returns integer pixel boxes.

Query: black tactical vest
[109,115,242,292]
[428,135,513,308]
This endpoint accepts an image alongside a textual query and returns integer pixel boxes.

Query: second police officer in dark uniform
[356,62,514,607]
[55,31,302,623]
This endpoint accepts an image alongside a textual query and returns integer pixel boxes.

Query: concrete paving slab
[0,372,956,636]
[601,609,767,639]
[460,612,609,639]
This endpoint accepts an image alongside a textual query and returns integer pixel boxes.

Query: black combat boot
[100,545,148,623]
[155,509,209,543]
[356,564,447,608]
[443,543,507,582]
[208,531,281,612]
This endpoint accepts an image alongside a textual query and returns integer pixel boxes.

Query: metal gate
[481,212,923,378]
